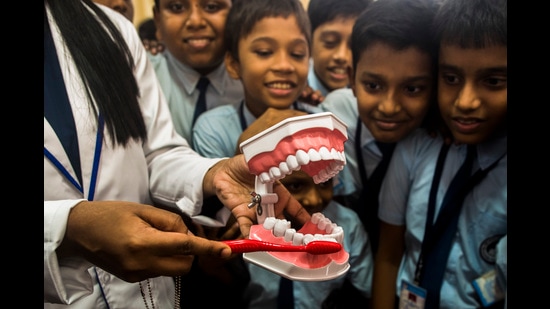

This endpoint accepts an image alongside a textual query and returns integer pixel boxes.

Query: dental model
[238,112,350,281]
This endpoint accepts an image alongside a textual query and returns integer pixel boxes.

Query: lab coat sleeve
[44,199,94,304]
[124,14,228,223]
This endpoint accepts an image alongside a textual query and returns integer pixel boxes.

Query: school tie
[192,77,210,127]
[361,141,396,254]
[419,144,476,309]
[277,277,294,309]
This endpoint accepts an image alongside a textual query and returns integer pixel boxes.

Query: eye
[204,2,221,13]
[168,3,184,13]
[441,73,460,85]
[404,85,426,96]
[483,76,507,89]
[254,49,273,57]
[291,51,307,60]
[362,81,382,93]
[282,181,304,193]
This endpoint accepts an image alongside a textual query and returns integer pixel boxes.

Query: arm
[57,201,232,282]
[372,221,405,309]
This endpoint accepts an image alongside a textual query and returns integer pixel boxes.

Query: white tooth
[308,149,321,162]
[303,234,315,244]
[330,148,340,160]
[274,219,290,237]
[292,232,304,245]
[286,155,300,170]
[263,217,277,230]
[319,147,332,160]
[269,167,282,178]
[260,172,272,183]
[325,223,335,234]
[317,169,328,182]
[311,212,325,224]
[296,150,310,165]
[284,228,296,242]
[318,218,331,230]
[279,162,290,174]
[330,226,344,243]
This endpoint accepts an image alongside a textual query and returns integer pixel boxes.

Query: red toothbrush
[223,239,342,255]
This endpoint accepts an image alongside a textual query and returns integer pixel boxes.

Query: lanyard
[413,143,505,284]
[44,115,104,201]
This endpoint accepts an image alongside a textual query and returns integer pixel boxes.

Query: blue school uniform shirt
[379,129,507,308]
[319,88,384,197]
[243,200,373,309]
[147,50,244,148]
[192,101,323,159]
[307,58,330,97]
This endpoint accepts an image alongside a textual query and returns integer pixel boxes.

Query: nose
[300,187,324,209]
[455,81,481,111]
[332,42,351,64]
[185,5,205,28]
[377,89,401,116]
[272,52,296,73]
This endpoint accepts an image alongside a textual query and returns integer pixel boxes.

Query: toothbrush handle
[222,239,341,255]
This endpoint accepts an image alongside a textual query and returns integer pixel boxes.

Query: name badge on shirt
[399,280,426,309]
[472,269,504,307]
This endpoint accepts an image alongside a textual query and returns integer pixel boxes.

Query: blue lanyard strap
[44,115,104,200]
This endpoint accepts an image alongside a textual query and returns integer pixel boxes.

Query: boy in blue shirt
[306,0,372,97]
[192,0,321,159]
[149,0,244,148]
[373,0,507,308]
[320,0,441,254]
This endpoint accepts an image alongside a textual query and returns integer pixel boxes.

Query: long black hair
[45,0,146,146]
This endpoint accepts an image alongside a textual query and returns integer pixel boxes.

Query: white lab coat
[44,4,224,308]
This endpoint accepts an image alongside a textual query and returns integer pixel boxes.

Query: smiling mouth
[239,112,350,281]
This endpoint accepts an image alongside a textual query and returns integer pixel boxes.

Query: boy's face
[311,17,355,92]
[226,16,309,117]
[437,44,507,145]
[153,0,231,75]
[351,42,434,143]
[279,170,333,216]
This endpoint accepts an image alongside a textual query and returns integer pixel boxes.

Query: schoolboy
[319,0,440,254]
[372,0,507,308]
[150,0,244,148]
[192,0,321,159]
[236,108,374,309]
[306,0,372,96]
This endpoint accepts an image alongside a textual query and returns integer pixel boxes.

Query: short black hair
[433,0,507,49]
[307,0,372,35]
[138,18,156,41]
[224,0,311,61]
[351,0,439,75]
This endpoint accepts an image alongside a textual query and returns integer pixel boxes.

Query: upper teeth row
[262,213,344,245]
[258,148,346,184]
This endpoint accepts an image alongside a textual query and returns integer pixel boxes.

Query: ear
[347,66,357,97]
[225,51,241,80]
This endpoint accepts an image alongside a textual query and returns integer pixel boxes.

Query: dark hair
[351,0,439,75]
[45,0,146,146]
[307,0,372,35]
[224,0,311,61]
[433,0,507,49]
[138,18,157,41]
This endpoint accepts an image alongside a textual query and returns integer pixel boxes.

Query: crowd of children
[45,0,507,308]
